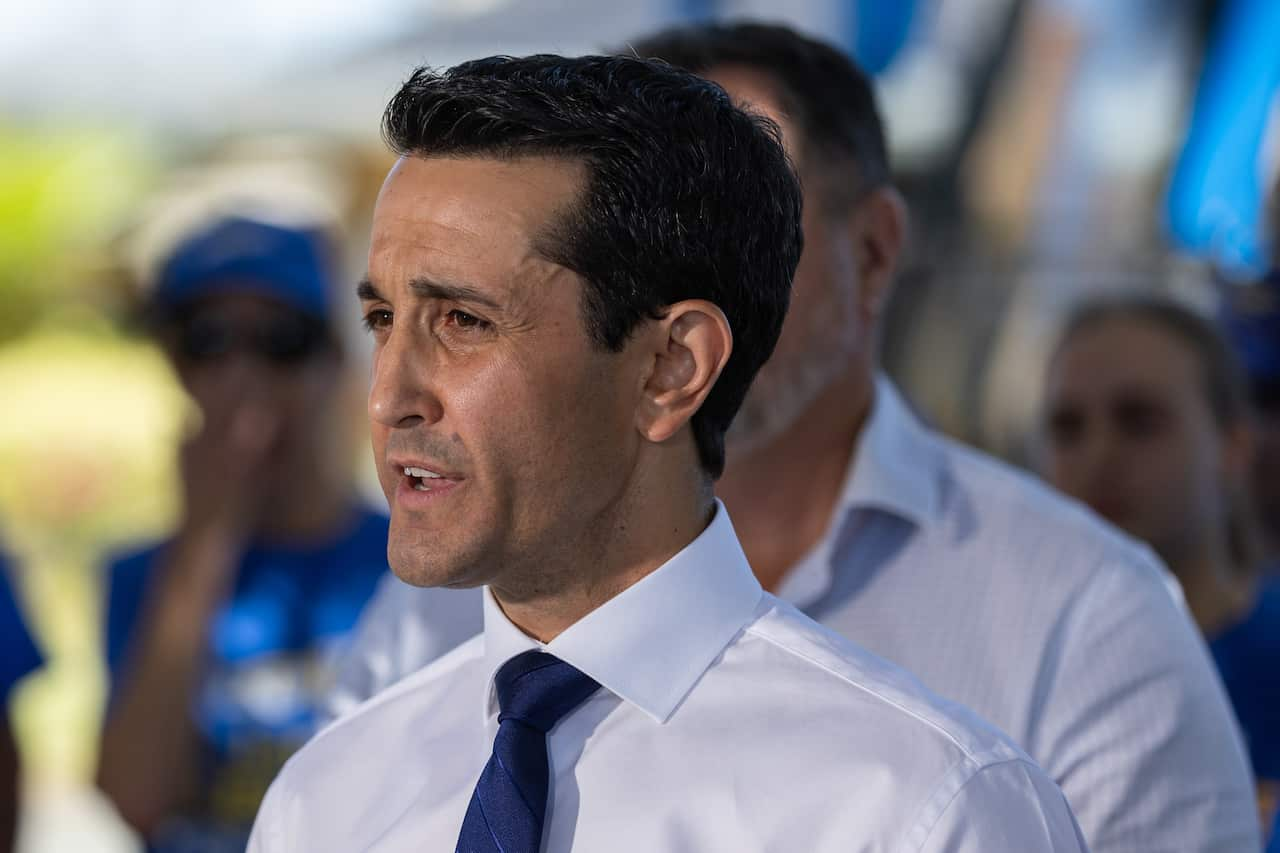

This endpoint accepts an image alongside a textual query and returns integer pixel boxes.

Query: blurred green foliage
[0,127,153,342]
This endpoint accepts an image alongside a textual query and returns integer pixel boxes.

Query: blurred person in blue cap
[95,216,390,853]
[1,549,43,852]
[1042,293,1280,848]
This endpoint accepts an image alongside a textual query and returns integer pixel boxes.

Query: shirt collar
[774,376,943,609]
[481,499,763,725]
[842,375,943,528]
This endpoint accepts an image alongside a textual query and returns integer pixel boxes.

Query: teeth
[403,466,443,479]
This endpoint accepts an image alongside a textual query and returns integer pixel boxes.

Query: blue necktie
[456,650,601,853]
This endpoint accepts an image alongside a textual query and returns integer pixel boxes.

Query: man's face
[362,155,642,592]
[708,66,868,452]
[1041,319,1231,562]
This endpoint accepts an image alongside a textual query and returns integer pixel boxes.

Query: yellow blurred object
[0,317,187,788]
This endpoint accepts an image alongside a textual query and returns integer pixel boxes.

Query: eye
[362,308,393,333]
[445,309,490,330]
[1046,408,1084,447]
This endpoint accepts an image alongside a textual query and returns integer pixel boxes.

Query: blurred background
[0,0,1276,850]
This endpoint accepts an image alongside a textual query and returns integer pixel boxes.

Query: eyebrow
[356,276,502,311]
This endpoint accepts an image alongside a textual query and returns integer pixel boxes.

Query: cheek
[1184,428,1233,496]
[496,359,632,496]
[1045,450,1089,496]
[448,356,577,478]
[368,424,392,483]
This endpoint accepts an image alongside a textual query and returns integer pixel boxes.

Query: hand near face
[179,367,284,546]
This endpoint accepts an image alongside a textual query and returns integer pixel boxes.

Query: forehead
[369,155,585,284]
[1052,318,1203,398]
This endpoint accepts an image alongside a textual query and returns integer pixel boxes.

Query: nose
[368,326,444,429]
[1067,420,1127,498]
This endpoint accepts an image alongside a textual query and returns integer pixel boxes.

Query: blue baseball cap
[1220,268,1280,387]
[152,217,335,322]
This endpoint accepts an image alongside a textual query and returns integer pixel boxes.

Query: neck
[493,464,716,644]
[1167,540,1254,638]
[717,366,874,592]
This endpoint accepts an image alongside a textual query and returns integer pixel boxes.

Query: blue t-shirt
[104,506,390,852]
[1211,572,1280,851]
[1,554,43,700]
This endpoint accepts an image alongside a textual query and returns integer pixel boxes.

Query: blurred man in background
[1,553,43,852]
[95,216,389,853]
[327,21,1259,852]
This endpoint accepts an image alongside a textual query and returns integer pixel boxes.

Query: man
[252,53,1087,851]
[96,216,390,852]
[329,23,1260,852]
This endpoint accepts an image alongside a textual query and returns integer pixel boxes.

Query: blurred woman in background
[1039,294,1279,848]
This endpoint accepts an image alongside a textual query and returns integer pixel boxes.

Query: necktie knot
[495,650,600,734]
[456,650,600,852]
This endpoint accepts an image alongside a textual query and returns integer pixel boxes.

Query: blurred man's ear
[634,300,732,444]
[846,185,907,326]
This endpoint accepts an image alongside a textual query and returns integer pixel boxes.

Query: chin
[387,540,485,590]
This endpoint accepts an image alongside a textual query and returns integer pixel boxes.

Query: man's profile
[249,53,1085,852]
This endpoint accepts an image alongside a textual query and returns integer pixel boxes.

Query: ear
[846,185,908,324]
[635,300,733,444]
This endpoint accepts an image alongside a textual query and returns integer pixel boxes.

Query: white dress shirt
[255,502,1085,852]
[326,378,1261,852]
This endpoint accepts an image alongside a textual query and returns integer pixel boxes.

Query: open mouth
[404,466,448,491]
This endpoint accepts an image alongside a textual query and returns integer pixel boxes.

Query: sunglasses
[174,313,329,366]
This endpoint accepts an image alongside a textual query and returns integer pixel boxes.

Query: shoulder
[267,633,485,833]
[291,632,485,770]
[927,431,1170,590]
[730,598,1077,844]
[268,633,485,827]
[924,435,1199,660]
[742,596,1027,768]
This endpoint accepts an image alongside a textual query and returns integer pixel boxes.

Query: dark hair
[382,54,803,478]
[627,21,890,209]
[1054,295,1261,571]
